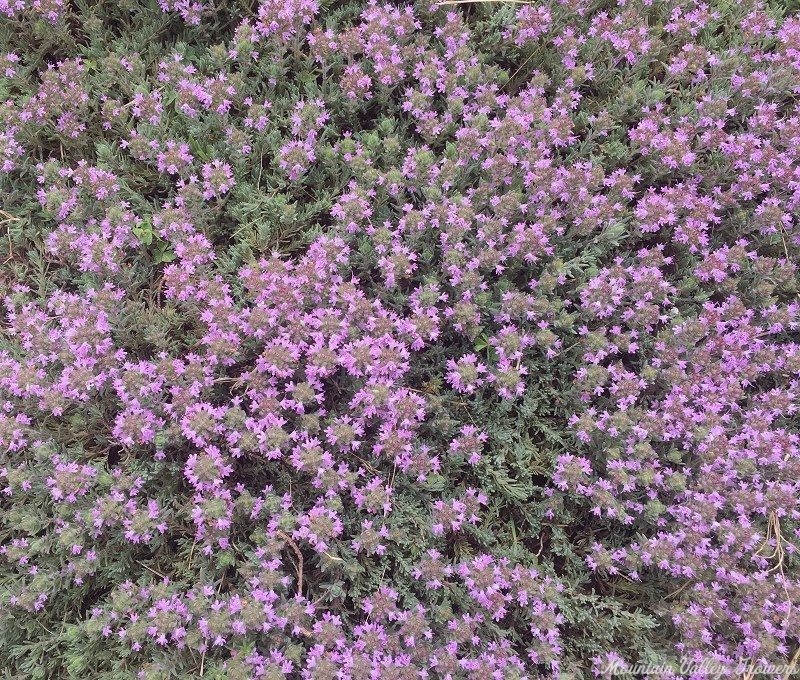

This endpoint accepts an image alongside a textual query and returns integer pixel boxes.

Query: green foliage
[1,0,799,676]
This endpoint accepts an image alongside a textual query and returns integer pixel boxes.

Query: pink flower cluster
[1,0,799,675]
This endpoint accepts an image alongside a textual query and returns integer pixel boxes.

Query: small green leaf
[153,242,176,264]
[154,430,169,449]
[217,550,236,568]
[133,219,154,246]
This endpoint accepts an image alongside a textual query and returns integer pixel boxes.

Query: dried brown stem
[277,529,304,596]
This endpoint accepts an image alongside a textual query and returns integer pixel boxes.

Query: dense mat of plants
[1,0,799,677]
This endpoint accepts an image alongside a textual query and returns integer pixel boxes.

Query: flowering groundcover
[1,0,799,677]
